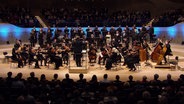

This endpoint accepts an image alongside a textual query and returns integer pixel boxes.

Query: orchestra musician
[125,48,140,71]
[61,43,70,65]
[142,40,151,61]
[36,47,45,66]
[20,44,29,66]
[163,39,172,64]
[50,46,63,69]
[14,39,21,50]
[105,46,122,70]
[98,46,109,65]
[11,47,24,68]
[28,47,40,69]
[88,44,97,63]
[44,43,52,66]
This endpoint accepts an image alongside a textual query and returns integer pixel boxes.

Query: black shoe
[129,68,133,71]
[55,67,59,70]
[35,66,41,69]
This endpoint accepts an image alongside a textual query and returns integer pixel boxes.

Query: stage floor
[0,43,184,82]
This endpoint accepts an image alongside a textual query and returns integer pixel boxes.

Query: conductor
[72,36,83,67]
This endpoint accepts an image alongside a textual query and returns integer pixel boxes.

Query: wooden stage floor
[0,43,184,82]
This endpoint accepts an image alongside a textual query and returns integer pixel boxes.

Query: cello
[88,45,97,63]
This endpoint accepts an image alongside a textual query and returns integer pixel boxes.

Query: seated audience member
[150,74,161,86]
[163,74,174,86]
[12,73,25,89]
[113,75,123,88]
[5,71,14,88]
[127,75,136,87]
[27,72,39,85]
[89,75,99,91]
[76,73,87,89]
[51,73,60,87]
[61,73,74,90]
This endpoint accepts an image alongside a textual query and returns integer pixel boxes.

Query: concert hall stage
[0,43,184,82]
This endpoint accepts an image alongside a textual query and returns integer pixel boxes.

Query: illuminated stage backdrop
[0,23,184,44]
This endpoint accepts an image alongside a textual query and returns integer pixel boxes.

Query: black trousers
[54,56,63,69]
[75,53,82,67]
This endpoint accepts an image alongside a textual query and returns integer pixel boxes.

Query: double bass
[151,38,172,64]
[133,44,147,62]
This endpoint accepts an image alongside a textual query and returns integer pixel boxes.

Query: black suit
[11,48,23,68]
[72,38,83,67]
[164,43,172,63]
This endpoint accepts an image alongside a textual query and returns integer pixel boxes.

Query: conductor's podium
[69,50,88,73]
[69,66,88,73]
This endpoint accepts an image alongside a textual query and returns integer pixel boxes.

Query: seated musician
[61,43,70,65]
[126,48,140,71]
[50,46,63,69]
[88,44,97,63]
[11,47,24,68]
[21,44,29,66]
[36,47,45,66]
[110,47,119,64]
[98,47,109,65]
[29,48,40,68]
[44,43,52,66]
[105,47,119,70]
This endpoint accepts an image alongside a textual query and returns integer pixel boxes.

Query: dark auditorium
[0,0,184,104]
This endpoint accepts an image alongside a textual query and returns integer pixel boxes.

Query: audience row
[153,9,184,27]
[0,6,184,27]
[0,7,40,27]
[0,72,184,104]
[41,7,151,27]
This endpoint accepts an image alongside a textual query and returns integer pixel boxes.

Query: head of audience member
[16,73,23,80]
[30,72,35,78]
[53,74,58,80]
[79,73,84,80]
[7,71,13,78]
[65,73,70,79]
[154,74,159,80]
[167,74,172,80]
[128,75,134,81]
[115,75,120,81]
[91,75,97,82]
[40,74,46,81]
[142,76,148,82]
[103,74,108,80]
